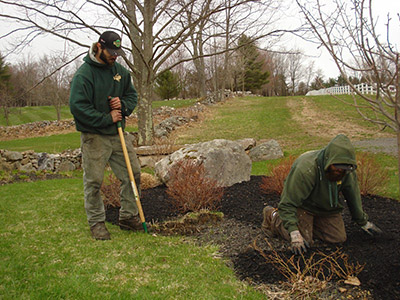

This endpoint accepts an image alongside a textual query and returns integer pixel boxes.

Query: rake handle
[115,119,148,233]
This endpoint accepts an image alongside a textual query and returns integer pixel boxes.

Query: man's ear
[97,42,102,51]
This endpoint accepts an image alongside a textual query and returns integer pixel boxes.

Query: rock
[0,160,13,172]
[138,156,163,168]
[155,139,252,187]
[235,138,257,151]
[37,153,49,167]
[4,150,23,161]
[58,160,76,172]
[153,127,169,139]
[154,116,189,138]
[21,157,31,165]
[248,139,284,161]
[19,162,35,172]
[135,145,183,156]
[38,154,57,171]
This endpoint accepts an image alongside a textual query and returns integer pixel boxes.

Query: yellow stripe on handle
[117,123,147,233]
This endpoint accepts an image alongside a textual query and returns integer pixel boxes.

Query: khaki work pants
[271,208,347,245]
[81,132,141,226]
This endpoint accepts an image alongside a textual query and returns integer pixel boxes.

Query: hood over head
[322,134,357,171]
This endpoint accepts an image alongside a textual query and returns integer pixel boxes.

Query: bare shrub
[356,152,389,196]
[141,172,161,190]
[166,159,224,214]
[260,156,297,195]
[101,173,121,207]
[253,238,364,299]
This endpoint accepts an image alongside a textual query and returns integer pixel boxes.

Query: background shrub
[260,156,297,195]
[260,152,389,197]
[166,159,224,213]
[356,152,389,196]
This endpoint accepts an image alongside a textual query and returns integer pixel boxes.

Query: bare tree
[297,0,400,190]
[0,1,298,144]
[36,55,73,121]
[0,0,227,145]
[286,49,304,95]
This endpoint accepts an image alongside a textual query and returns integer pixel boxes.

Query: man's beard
[100,52,115,66]
[325,171,345,182]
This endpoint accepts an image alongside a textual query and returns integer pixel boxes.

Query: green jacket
[69,54,137,135]
[278,134,368,234]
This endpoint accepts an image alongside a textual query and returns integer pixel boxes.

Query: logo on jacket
[113,73,121,82]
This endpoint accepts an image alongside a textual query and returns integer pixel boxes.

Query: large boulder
[248,139,283,161]
[154,139,252,187]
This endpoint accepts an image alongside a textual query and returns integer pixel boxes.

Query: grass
[0,179,264,299]
[176,96,324,149]
[0,99,199,127]
[0,132,81,154]
[308,95,391,136]
[152,98,199,109]
[0,106,73,126]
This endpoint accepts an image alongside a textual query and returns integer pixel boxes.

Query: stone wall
[0,137,283,174]
[0,149,82,173]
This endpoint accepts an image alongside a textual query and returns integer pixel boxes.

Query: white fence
[306,83,378,96]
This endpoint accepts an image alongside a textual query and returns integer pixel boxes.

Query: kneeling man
[262,134,382,254]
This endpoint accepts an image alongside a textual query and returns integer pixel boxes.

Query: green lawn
[0,106,73,126]
[0,132,81,153]
[177,96,310,145]
[0,99,199,126]
[0,179,264,299]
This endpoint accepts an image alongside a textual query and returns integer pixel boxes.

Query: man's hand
[290,230,309,255]
[110,109,122,123]
[361,221,382,236]
[109,97,122,110]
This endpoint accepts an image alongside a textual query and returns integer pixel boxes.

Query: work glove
[361,221,383,236]
[290,230,309,255]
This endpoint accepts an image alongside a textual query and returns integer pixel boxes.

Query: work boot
[119,215,143,231]
[261,206,277,237]
[90,222,111,240]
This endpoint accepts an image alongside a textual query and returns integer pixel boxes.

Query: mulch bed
[106,176,400,299]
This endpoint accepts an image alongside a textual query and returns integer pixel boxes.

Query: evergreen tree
[155,70,181,100]
[0,53,13,126]
[236,35,269,93]
[0,53,11,88]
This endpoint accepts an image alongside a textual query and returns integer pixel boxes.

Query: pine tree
[155,70,181,100]
[236,35,269,93]
[0,53,13,126]
[0,53,11,88]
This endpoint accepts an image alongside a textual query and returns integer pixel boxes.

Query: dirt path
[287,97,393,141]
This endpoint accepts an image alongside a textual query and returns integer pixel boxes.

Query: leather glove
[361,221,382,236]
[290,230,309,255]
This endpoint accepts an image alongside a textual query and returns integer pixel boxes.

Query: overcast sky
[1,0,399,80]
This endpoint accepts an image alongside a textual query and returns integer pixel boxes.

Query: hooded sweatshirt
[278,134,368,234]
[69,44,137,135]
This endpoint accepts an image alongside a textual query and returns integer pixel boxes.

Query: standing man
[70,31,142,240]
[262,134,382,254]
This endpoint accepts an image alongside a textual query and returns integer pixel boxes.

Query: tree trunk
[397,130,400,194]
[126,0,155,146]
[193,57,207,97]
[137,83,154,146]
[2,106,10,126]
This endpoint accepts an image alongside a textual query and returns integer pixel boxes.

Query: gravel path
[353,137,397,156]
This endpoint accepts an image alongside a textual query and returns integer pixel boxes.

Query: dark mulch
[107,176,400,299]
